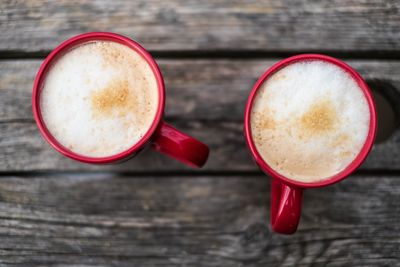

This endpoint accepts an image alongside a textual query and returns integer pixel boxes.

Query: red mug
[32,32,209,167]
[244,54,377,234]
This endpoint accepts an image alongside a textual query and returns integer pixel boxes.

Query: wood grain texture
[0,121,254,171]
[2,59,400,121]
[0,59,399,171]
[2,2,400,266]
[0,174,398,266]
[1,0,399,53]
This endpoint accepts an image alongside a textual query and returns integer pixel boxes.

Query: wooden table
[1,1,400,266]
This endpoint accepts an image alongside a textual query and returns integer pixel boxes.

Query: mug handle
[151,121,209,168]
[271,179,303,234]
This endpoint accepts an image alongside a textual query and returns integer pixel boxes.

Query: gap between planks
[0,169,399,178]
[1,50,400,61]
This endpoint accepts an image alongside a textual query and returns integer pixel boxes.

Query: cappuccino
[40,41,159,157]
[250,60,370,183]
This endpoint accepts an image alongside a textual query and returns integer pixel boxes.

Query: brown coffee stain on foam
[97,41,142,72]
[299,98,338,136]
[97,42,126,67]
[253,108,276,131]
[271,72,287,82]
[91,79,139,119]
[330,134,350,148]
[260,115,276,130]
[340,151,353,158]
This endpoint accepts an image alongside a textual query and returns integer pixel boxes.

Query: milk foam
[40,41,159,157]
[250,60,370,183]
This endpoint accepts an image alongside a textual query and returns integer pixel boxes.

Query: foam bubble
[40,41,159,157]
[250,60,370,183]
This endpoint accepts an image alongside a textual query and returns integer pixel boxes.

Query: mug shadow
[366,79,400,144]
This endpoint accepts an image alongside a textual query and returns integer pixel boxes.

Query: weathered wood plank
[0,59,399,171]
[0,121,254,171]
[2,59,400,121]
[0,174,398,266]
[1,120,400,172]
[1,0,399,52]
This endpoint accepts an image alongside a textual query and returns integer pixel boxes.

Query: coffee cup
[244,54,377,234]
[32,32,209,167]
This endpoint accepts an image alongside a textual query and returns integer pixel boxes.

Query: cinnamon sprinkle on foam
[91,79,138,118]
[299,98,338,136]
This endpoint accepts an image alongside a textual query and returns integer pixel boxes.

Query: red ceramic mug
[32,32,209,167]
[244,54,377,234]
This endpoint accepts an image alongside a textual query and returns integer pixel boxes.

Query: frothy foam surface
[40,41,159,157]
[250,60,370,183]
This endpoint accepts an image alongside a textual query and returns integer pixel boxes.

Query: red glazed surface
[32,32,209,167]
[244,54,377,234]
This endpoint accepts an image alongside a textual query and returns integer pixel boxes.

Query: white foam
[40,41,159,157]
[250,60,370,183]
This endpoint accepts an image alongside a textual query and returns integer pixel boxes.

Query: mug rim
[244,54,377,188]
[32,32,166,164]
